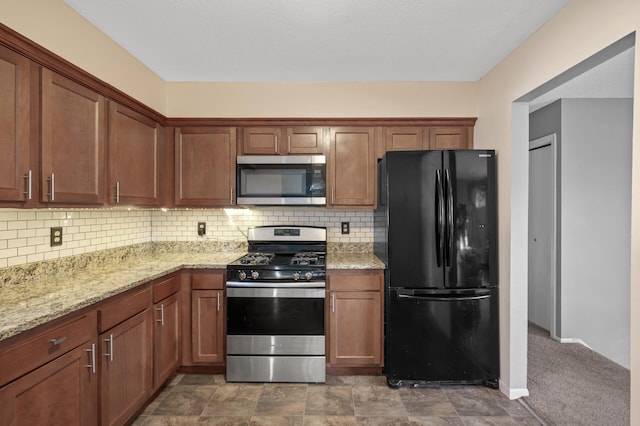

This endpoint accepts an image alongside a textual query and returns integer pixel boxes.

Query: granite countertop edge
[0,251,385,343]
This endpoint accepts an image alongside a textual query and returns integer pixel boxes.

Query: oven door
[226,284,325,351]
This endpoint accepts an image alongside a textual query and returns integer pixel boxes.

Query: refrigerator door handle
[445,168,454,268]
[398,294,490,302]
[435,169,445,267]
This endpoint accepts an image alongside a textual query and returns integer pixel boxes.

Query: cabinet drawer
[328,270,383,292]
[191,271,224,290]
[99,286,151,332]
[153,274,181,303]
[0,313,94,386]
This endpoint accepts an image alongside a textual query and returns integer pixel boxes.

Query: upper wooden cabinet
[0,45,33,204]
[384,127,427,151]
[107,102,161,206]
[41,68,106,205]
[241,126,325,155]
[428,126,472,150]
[383,126,472,154]
[174,127,236,207]
[328,127,376,208]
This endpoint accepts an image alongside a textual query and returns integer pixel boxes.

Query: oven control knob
[238,271,247,281]
[304,271,313,281]
[292,272,300,281]
[251,271,259,280]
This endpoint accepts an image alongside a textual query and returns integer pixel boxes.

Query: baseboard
[552,335,592,349]
[499,379,529,400]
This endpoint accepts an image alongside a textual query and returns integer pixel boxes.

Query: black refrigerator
[374,150,499,388]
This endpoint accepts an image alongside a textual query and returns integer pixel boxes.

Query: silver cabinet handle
[217,292,221,312]
[47,173,55,201]
[331,187,335,204]
[288,135,291,153]
[275,136,278,153]
[114,181,120,203]
[50,336,67,346]
[23,170,32,200]
[104,333,114,362]
[157,304,165,326]
[86,343,96,374]
[331,293,335,313]
[230,188,233,204]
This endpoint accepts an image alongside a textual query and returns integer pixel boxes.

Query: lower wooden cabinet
[154,291,180,387]
[0,313,99,426]
[191,289,225,363]
[99,309,153,426]
[327,270,383,367]
[327,269,384,369]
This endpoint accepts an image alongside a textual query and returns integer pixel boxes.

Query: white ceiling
[64,0,571,83]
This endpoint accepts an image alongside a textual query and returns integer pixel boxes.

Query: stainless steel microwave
[236,155,326,206]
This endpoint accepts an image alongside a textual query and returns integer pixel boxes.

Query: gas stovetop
[227,226,327,282]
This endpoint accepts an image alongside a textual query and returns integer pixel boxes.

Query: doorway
[528,134,556,338]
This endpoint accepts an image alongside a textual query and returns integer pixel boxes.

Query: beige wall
[166,81,478,117]
[476,0,639,419]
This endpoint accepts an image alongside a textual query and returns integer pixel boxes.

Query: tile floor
[132,374,541,425]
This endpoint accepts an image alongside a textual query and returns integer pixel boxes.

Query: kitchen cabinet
[384,127,427,151]
[41,68,106,205]
[108,102,161,206]
[327,270,384,369]
[98,287,153,426]
[153,274,181,388]
[0,312,98,426]
[174,126,236,206]
[241,126,325,155]
[190,271,225,364]
[428,126,472,150]
[328,127,376,208]
[0,45,33,205]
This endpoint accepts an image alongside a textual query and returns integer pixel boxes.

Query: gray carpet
[525,323,630,425]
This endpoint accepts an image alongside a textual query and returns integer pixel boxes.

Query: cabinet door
[154,292,180,388]
[428,126,471,150]
[0,342,98,426]
[329,291,381,366]
[286,127,325,154]
[329,127,376,207]
[0,46,31,203]
[41,68,105,204]
[241,127,281,155]
[175,127,236,206]
[191,289,224,363]
[100,309,153,426]
[108,102,160,206]
[384,127,426,151]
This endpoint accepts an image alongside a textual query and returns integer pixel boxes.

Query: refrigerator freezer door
[443,150,497,288]
[385,287,499,387]
[386,151,444,288]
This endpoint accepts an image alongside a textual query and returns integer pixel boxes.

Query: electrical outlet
[50,227,63,246]
[341,222,350,235]
[197,222,206,236]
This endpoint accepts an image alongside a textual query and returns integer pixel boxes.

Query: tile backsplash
[0,207,374,268]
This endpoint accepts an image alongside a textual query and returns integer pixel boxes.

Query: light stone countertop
[0,249,385,343]
[0,251,244,343]
[327,252,386,270]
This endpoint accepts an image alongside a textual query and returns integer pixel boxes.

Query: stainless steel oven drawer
[227,335,325,356]
[226,355,326,383]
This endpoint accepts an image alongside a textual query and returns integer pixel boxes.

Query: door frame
[528,133,558,340]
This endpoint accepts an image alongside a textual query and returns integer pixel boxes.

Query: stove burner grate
[239,252,275,265]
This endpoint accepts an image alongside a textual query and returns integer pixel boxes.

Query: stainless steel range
[226,225,326,383]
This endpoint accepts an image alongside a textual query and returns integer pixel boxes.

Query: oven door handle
[226,281,326,289]
[226,287,326,298]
